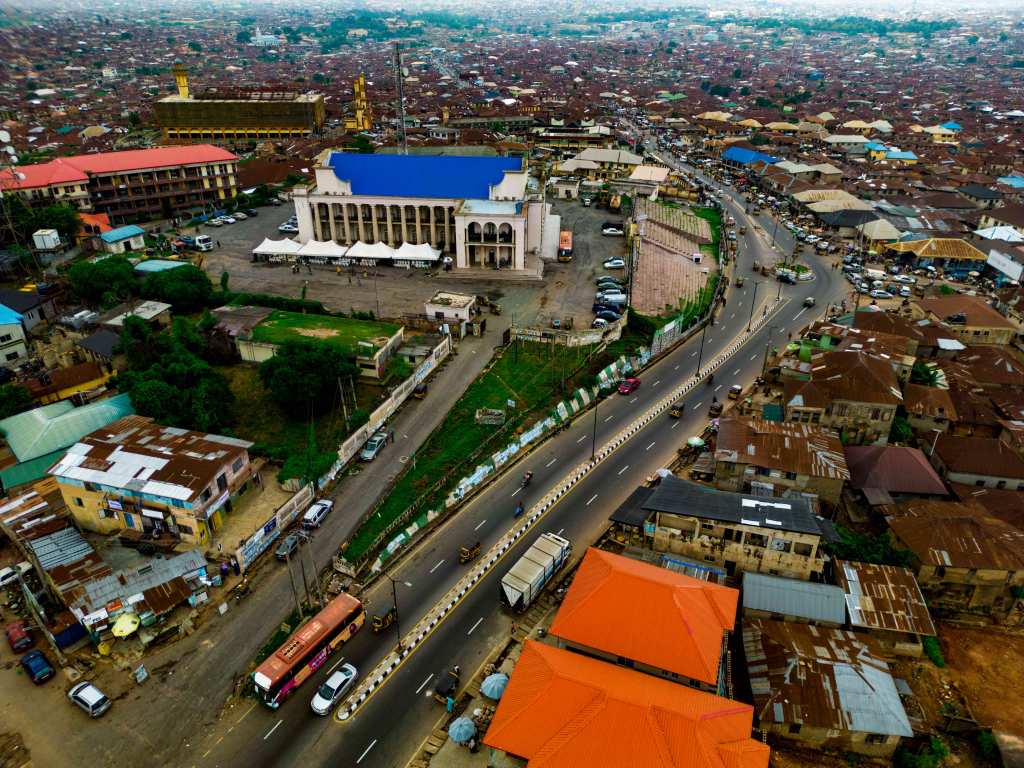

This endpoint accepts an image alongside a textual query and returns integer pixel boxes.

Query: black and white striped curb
[336,298,788,722]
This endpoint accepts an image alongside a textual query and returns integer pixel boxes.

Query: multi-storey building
[293,151,559,271]
[0,146,238,222]
[48,415,254,546]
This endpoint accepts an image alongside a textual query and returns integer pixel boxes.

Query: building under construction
[155,64,325,141]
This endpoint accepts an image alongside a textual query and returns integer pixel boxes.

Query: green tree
[823,525,913,567]
[235,29,250,43]
[0,383,33,420]
[187,40,202,53]
[166,35,175,46]
[68,256,136,306]
[889,414,912,443]
[142,264,213,312]
[128,111,141,127]
[910,361,939,386]
[259,341,358,418]
[1,196,81,247]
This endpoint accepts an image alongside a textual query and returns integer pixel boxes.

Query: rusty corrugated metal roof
[836,560,936,637]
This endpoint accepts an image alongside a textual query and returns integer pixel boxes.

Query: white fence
[234,484,314,574]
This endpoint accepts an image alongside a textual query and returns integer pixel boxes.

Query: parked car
[233,212,248,220]
[602,258,626,269]
[595,310,621,322]
[617,377,641,395]
[899,286,912,297]
[20,650,54,684]
[278,224,299,234]
[68,681,112,718]
[869,289,893,299]
[274,533,302,561]
[601,227,625,237]
[360,431,388,462]
[0,561,30,588]
[310,664,359,715]
[220,216,237,225]
[206,218,224,228]
[893,274,916,284]
[592,318,609,328]
[5,621,33,653]
[596,292,627,305]
[243,208,258,217]
[803,296,816,307]
[301,500,334,530]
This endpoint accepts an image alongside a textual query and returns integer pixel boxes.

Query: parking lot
[197,197,628,331]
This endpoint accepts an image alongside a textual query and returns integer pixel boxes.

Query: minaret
[172,61,190,99]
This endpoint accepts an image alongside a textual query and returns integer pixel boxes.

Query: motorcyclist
[522,471,533,487]
[707,373,714,386]
[514,501,525,518]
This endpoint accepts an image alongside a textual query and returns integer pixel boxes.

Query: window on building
[788,724,802,735]
[199,488,212,503]
[73,497,84,507]
[216,473,228,492]
[793,542,813,557]
[0,334,10,343]
[865,734,887,745]
[177,523,194,535]
[232,457,245,474]
[746,533,768,548]
[976,480,986,487]
[701,522,714,531]
[870,408,881,421]
[5,352,18,361]
[785,471,797,480]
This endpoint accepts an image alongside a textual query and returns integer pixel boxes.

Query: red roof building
[0,145,238,222]
[484,640,769,768]
[549,548,737,691]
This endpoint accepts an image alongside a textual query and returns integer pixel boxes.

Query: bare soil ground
[940,624,1024,736]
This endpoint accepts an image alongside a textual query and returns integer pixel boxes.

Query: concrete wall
[764,723,902,758]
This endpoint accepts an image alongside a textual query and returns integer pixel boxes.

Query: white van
[301,500,334,530]
[195,235,214,252]
[865,268,885,281]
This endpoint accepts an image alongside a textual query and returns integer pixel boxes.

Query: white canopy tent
[347,241,396,261]
[252,237,302,260]
[395,242,441,262]
[297,240,348,259]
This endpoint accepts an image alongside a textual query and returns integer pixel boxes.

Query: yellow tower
[345,74,373,132]
[172,62,191,100]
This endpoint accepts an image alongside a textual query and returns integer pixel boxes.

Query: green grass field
[250,311,401,354]
[344,341,600,563]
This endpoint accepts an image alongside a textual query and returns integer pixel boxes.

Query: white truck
[195,234,215,252]
[500,533,571,612]
[864,268,885,281]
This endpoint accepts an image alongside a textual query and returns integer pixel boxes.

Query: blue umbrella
[448,716,476,744]
[480,672,509,700]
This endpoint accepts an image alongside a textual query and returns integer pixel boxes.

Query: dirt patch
[940,624,1024,736]
[294,327,340,340]
[0,731,29,768]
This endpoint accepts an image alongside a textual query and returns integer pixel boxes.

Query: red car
[617,377,641,395]
[5,621,33,653]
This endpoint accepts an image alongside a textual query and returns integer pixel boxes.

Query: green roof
[250,311,401,355]
[0,449,65,491]
[0,393,135,463]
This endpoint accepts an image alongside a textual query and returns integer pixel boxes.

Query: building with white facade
[293,151,558,272]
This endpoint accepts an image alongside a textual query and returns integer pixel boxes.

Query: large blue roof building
[291,151,556,272]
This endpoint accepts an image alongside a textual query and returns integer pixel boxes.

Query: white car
[206,218,224,227]
[893,274,916,285]
[311,664,358,715]
[233,212,248,220]
[301,500,334,530]
[899,286,912,297]
[220,216,237,225]
[601,227,624,237]
[68,682,112,718]
[869,289,893,299]
[278,224,299,234]
[592,318,609,328]
[602,258,626,269]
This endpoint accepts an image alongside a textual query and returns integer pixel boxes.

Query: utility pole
[762,326,777,376]
[393,43,408,155]
[590,396,599,462]
[306,541,324,608]
[284,549,304,619]
[298,549,312,608]
[338,377,350,431]
[747,281,762,332]
[386,574,403,650]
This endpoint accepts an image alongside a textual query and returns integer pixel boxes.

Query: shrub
[922,636,946,668]
[977,729,998,760]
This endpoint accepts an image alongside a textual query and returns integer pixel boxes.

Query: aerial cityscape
[1,1,1023,766]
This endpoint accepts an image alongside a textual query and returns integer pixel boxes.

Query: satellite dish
[3,146,14,155]
[0,130,9,143]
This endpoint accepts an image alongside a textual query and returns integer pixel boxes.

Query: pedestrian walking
[216,240,221,248]
[389,428,396,445]
[446,696,455,714]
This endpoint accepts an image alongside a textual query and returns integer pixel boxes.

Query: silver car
[68,682,112,718]
[310,664,358,715]
[360,431,387,462]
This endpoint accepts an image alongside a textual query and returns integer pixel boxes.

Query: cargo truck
[500,533,571,612]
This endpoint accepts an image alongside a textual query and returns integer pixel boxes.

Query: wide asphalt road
[191,162,846,768]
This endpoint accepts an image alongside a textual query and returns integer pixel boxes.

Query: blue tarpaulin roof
[721,146,780,167]
[0,304,23,325]
[940,121,962,131]
[100,225,145,243]
[326,153,523,199]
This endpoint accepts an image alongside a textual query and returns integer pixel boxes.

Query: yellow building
[47,415,254,545]
[344,75,373,132]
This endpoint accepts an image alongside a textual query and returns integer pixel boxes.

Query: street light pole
[695,321,708,375]
[387,574,403,651]
[747,281,761,332]
[762,326,778,376]
[590,396,599,462]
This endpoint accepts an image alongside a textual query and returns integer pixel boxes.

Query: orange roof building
[549,548,738,690]
[484,640,769,768]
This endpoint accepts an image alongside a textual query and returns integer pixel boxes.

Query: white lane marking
[671,421,681,429]
[714,385,723,392]
[629,397,638,404]
[750,353,758,360]
[467,617,484,636]
[429,559,445,574]
[646,441,656,451]
[326,657,347,675]
[695,402,703,409]
[617,465,629,476]
[415,674,434,695]
[730,313,735,319]
[357,740,378,764]
[586,493,598,506]
[576,435,587,444]
[557,528,564,536]
[263,720,282,741]
[546,458,557,467]
[733,369,741,376]
[674,364,680,370]
[474,519,487,531]
[691,351,698,357]
[604,414,614,422]
[793,307,807,319]
[653,380,661,387]
[510,487,521,497]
